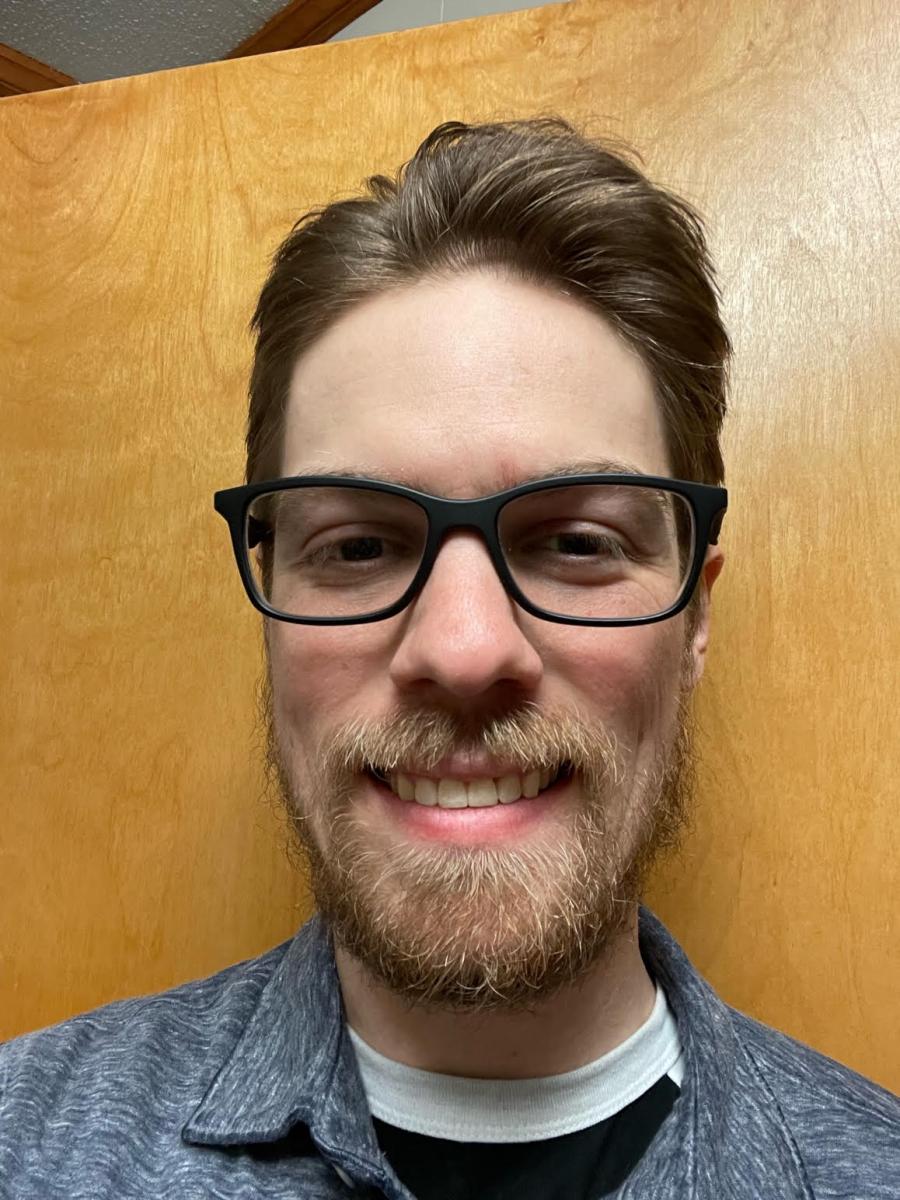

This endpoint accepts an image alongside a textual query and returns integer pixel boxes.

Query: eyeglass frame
[213,473,728,628]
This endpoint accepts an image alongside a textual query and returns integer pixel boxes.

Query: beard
[259,643,698,1015]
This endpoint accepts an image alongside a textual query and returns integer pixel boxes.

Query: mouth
[361,762,576,846]
[365,762,575,809]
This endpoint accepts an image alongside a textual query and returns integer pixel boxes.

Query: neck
[334,909,657,1079]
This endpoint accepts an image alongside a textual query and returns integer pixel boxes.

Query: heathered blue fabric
[1,906,898,1199]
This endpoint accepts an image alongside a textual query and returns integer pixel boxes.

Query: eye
[511,524,639,564]
[542,530,634,559]
[304,535,386,565]
[297,529,419,568]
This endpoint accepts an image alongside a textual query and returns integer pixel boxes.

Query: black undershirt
[372,1073,680,1200]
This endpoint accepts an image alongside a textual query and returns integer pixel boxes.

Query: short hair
[246,115,730,489]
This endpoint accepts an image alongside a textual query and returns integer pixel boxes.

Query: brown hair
[246,116,729,490]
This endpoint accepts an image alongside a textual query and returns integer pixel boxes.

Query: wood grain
[0,0,897,1091]
[0,41,77,97]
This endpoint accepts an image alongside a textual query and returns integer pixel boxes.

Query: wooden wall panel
[1,0,897,1091]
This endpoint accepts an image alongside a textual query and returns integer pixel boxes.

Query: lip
[362,768,574,846]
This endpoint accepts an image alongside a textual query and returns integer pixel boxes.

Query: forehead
[281,270,671,493]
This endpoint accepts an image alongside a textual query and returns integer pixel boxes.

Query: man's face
[262,268,720,1012]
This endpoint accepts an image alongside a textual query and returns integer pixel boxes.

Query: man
[1,118,897,1199]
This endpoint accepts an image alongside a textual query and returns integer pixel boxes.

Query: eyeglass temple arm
[709,508,726,544]
[247,516,270,550]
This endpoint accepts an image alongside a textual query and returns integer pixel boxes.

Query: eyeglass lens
[245,484,695,621]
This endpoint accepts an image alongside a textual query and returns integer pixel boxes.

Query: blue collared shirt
[1,906,898,1198]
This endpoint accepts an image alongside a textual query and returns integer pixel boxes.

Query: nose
[388,530,543,700]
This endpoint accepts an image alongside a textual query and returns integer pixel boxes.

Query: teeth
[497,774,523,804]
[523,769,542,799]
[437,780,469,808]
[384,765,563,808]
[412,778,438,806]
[464,779,498,808]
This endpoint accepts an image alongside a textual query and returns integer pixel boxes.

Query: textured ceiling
[0,0,563,85]
[0,0,292,83]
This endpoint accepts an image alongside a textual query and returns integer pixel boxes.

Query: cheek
[267,618,687,748]
[267,623,385,731]
[557,622,685,736]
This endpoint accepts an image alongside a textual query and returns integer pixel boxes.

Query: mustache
[315,700,625,788]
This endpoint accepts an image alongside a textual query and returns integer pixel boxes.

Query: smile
[367,763,573,809]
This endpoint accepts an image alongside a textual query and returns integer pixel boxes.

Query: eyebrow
[283,458,651,490]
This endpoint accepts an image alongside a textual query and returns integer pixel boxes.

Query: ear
[686,546,725,688]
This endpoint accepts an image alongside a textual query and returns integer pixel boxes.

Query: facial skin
[262,268,723,1077]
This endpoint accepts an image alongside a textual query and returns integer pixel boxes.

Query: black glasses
[213,474,727,627]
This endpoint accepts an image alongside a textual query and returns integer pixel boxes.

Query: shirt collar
[183,905,810,1198]
[630,906,812,1198]
[182,915,394,1191]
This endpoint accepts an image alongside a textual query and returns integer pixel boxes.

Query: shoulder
[0,940,291,1132]
[727,1004,900,1195]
